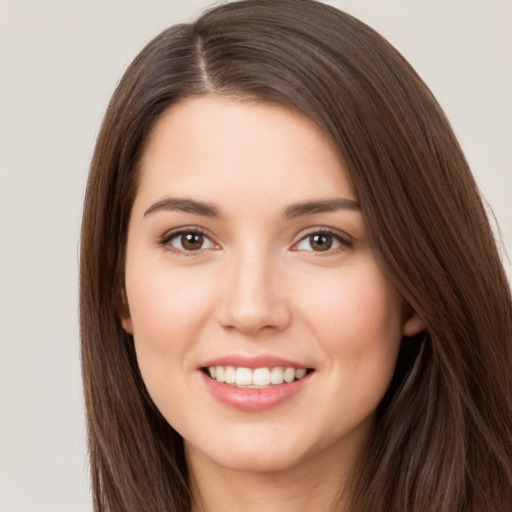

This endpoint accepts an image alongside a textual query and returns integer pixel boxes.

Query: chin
[185,428,314,474]
[225,450,303,473]
[206,449,306,474]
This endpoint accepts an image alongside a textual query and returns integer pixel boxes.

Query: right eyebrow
[283,198,360,219]
[144,197,220,218]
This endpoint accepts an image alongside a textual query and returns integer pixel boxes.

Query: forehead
[135,95,356,212]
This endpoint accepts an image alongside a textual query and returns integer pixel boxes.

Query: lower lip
[201,371,313,412]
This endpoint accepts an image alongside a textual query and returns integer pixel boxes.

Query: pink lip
[200,354,309,370]
[199,354,314,412]
[201,372,313,412]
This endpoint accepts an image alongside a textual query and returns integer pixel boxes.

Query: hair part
[80,1,512,510]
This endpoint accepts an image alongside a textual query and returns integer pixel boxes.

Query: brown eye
[309,234,333,251]
[166,230,215,252]
[294,230,348,253]
[181,232,204,250]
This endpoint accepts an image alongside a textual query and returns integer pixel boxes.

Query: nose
[216,245,291,335]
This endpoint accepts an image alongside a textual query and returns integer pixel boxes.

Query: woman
[80,0,512,510]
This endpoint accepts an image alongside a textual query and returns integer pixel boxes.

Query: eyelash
[158,227,353,255]
[158,227,217,256]
[291,228,353,255]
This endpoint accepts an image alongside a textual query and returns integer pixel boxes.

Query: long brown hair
[80,1,512,510]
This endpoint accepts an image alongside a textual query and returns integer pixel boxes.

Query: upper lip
[200,354,312,370]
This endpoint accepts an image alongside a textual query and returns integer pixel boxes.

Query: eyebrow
[283,198,360,218]
[143,196,360,219]
[144,198,219,218]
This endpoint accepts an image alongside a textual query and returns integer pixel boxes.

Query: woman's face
[122,96,422,476]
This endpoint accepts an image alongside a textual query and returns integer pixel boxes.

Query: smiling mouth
[202,366,313,388]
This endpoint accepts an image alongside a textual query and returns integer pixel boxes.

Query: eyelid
[291,227,353,253]
[158,226,220,254]
[157,225,353,255]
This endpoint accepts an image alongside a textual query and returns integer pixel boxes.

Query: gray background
[1,1,510,511]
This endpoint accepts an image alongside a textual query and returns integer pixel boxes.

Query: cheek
[300,260,404,380]
[124,263,219,429]
[127,261,212,336]
[124,261,216,388]
[300,266,404,430]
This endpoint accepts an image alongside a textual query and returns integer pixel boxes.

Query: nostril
[217,305,292,335]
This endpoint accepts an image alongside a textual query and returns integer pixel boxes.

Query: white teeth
[295,368,307,379]
[235,367,253,386]
[253,367,271,386]
[270,367,284,384]
[284,367,295,383]
[225,366,236,384]
[216,366,225,383]
[208,366,309,387]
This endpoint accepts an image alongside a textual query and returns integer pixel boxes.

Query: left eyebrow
[283,198,361,219]
[144,197,220,218]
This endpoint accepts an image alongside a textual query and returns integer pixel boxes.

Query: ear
[121,315,134,335]
[117,288,134,334]
[402,309,426,337]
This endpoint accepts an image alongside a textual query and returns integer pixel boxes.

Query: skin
[121,96,424,511]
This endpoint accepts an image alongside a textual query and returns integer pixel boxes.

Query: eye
[293,230,351,253]
[162,230,216,252]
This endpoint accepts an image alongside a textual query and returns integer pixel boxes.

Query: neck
[186,441,359,512]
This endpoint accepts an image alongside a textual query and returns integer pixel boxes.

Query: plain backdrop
[0,1,510,511]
